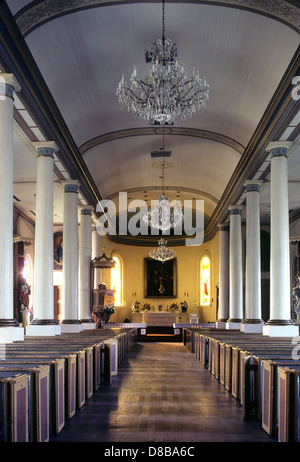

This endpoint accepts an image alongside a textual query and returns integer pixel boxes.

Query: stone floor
[50,341,278,443]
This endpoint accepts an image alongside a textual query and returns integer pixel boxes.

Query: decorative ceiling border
[107,185,219,205]
[79,127,245,156]
[14,0,300,37]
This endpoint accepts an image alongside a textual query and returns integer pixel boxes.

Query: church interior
[0,0,300,445]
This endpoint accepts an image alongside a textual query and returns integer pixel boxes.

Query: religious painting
[144,258,177,298]
[54,232,63,270]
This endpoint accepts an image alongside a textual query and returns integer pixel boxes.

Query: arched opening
[200,254,211,306]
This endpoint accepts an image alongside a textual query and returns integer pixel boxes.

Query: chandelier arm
[175,88,209,105]
[121,89,152,105]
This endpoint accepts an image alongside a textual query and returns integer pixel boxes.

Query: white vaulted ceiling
[1,0,300,244]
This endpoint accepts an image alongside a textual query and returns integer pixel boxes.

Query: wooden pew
[0,365,49,442]
[277,364,300,442]
[2,348,81,413]
[0,372,29,442]
[0,358,65,435]
[20,333,113,387]
[10,341,93,403]
[0,329,132,442]
[241,353,295,422]
[261,359,300,439]
[235,346,294,401]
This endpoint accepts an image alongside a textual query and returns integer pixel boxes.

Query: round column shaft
[27,142,60,336]
[227,205,243,329]
[242,180,263,333]
[216,223,229,328]
[79,206,94,326]
[0,74,22,341]
[264,143,298,336]
[61,181,81,332]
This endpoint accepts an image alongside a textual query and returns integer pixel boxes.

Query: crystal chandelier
[143,126,183,232]
[146,192,182,232]
[116,0,209,125]
[149,238,176,262]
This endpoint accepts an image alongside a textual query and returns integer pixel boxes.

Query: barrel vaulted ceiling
[1,0,299,245]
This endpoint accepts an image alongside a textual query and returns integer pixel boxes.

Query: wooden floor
[50,341,277,443]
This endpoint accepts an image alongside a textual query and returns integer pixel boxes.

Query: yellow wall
[100,232,220,323]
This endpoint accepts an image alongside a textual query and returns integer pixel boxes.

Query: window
[110,254,122,306]
[23,254,32,286]
[200,254,210,306]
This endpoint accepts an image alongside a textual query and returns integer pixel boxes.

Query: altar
[133,311,189,326]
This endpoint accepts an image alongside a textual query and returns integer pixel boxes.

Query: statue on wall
[19,277,31,310]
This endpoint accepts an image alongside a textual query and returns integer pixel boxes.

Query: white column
[61,181,82,333]
[241,180,264,333]
[263,142,299,336]
[216,223,229,328]
[227,205,243,329]
[27,142,61,336]
[0,74,24,343]
[79,206,94,328]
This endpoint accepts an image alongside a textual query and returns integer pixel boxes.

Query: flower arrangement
[103,303,115,314]
[141,303,151,312]
[169,303,179,312]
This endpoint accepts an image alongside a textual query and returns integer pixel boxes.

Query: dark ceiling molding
[204,46,300,242]
[107,233,203,247]
[107,185,219,205]
[14,0,300,37]
[80,126,245,156]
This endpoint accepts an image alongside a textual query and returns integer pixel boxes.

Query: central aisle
[50,342,277,443]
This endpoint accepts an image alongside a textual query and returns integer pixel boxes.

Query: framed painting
[54,232,63,270]
[144,258,177,298]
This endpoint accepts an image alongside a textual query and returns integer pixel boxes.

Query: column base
[263,323,299,337]
[241,319,264,333]
[80,320,96,330]
[26,323,61,336]
[241,323,264,333]
[60,320,83,334]
[0,318,20,327]
[216,321,227,329]
[226,319,242,330]
[0,326,24,343]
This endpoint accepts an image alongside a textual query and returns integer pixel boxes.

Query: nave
[49,341,276,443]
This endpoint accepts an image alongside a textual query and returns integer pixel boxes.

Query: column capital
[62,180,80,194]
[33,141,58,158]
[228,205,243,215]
[0,73,21,94]
[244,179,263,193]
[80,205,93,216]
[267,141,292,158]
